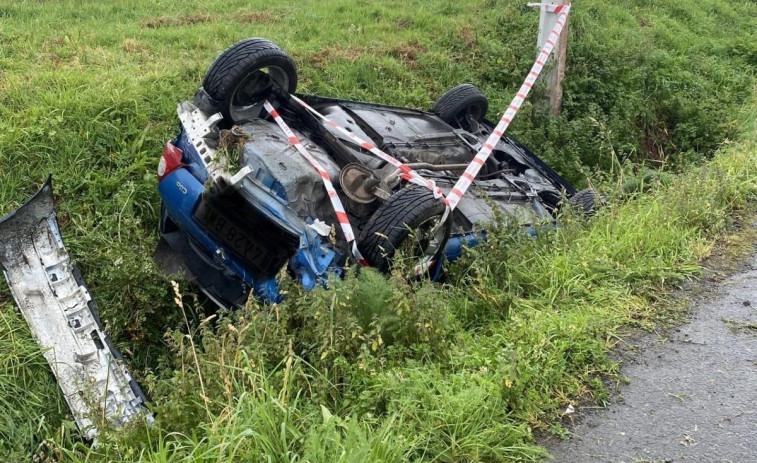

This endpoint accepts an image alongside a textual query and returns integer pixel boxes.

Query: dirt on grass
[144,13,214,29]
[389,42,427,65]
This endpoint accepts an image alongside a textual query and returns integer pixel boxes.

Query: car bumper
[0,177,153,439]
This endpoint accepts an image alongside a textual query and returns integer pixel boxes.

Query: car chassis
[155,38,582,308]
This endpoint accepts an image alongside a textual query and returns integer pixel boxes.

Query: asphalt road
[543,254,757,463]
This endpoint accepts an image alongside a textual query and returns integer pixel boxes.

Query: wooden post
[547,0,568,115]
[530,0,569,115]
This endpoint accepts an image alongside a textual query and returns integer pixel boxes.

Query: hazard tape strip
[289,94,449,207]
[263,100,369,266]
[445,3,571,210]
[265,4,570,268]
[289,95,452,271]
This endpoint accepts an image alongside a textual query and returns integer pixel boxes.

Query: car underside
[155,38,583,307]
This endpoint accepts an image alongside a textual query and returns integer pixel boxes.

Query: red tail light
[157,142,185,182]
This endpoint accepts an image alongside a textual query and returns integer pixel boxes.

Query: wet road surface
[543,254,757,462]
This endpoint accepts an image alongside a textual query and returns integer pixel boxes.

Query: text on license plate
[199,204,276,272]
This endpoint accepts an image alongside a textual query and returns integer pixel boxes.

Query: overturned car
[157,38,591,307]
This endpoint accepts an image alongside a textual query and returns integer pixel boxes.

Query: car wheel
[358,187,451,273]
[431,84,489,131]
[201,37,298,122]
[567,188,603,215]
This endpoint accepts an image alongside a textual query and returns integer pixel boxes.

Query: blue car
[156,38,588,307]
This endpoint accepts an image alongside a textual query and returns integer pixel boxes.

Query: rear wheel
[201,38,297,122]
[567,188,603,215]
[432,84,489,131]
[358,187,451,273]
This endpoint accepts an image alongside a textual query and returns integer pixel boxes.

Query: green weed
[0,0,756,461]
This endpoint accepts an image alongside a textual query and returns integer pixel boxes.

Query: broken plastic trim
[0,176,153,440]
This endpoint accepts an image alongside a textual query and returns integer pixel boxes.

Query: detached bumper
[0,177,153,439]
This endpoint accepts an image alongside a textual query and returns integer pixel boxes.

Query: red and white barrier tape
[265,3,570,266]
[263,100,369,266]
[289,94,450,207]
[445,3,570,210]
[546,4,568,13]
[290,4,570,213]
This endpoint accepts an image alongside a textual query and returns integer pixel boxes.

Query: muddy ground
[542,248,757,462]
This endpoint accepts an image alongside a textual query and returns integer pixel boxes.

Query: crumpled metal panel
[0,177,153,440]
[238,118,341,225]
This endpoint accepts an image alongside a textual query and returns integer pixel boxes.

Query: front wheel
[358,187,451,273]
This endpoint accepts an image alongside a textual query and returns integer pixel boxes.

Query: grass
[0,0,756,461]
[0,311,69,456]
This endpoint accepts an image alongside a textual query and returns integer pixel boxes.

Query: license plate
[196,202,277,273]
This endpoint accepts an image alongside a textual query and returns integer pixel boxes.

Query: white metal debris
[0,178,153,439]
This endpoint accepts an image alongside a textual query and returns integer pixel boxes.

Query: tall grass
[0,310,67,456]
[0,0,756,460]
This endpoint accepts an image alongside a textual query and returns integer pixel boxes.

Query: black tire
[431,84,489,130]
[202,38,297,122]
[567,188,603,215]
[358,187,451,272]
